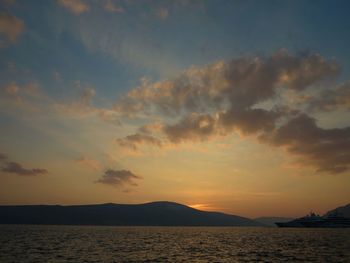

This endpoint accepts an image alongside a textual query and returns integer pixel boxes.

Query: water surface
[0,225,349,262]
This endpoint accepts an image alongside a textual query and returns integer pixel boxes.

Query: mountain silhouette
[0,201,263,226]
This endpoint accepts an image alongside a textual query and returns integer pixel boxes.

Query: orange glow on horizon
[188,203,217,211]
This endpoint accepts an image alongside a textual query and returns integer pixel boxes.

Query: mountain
[254,217,295,227]
[324,203,350,218]
[0,201,263,226]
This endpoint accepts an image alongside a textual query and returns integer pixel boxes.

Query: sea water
[0,225,349,262]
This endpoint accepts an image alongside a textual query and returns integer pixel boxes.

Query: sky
[0,0,349,218]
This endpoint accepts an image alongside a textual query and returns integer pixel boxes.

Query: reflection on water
[0,225,349,262]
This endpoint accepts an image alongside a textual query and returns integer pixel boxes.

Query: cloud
[2,162,48,176]
[0,12,24,48]
[114,62,228,117]
[115,50,339,117]
[116,133,162,151]
[70,3,187,76]
[0,153,7,161]
[0,82,44,112]
[219,108,278,136]
[3,82,40,100]
[0,154,48,176]
[1,0,16,7]
[53,86,121,125]
[75,156,101,171]
[116,122,164,151]
[54,87,96,117]
[96,169,141,187]
[4,82,20,102]
[0,81,120,127]
[163,113,217,143]
[155,7,168,20]
[104,0,124,13]
[57,0,89,14]
[114,50,350,174]
[52,71,62,82]
[1,0,16,5]
[97,109,121,125]
[308,82,350,112]
[260,113,350,174]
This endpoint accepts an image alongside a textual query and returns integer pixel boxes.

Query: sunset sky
[0,0,349,218]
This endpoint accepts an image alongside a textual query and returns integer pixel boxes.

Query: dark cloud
[260,114,350,174]
[114,50,349,174]
[163,113,217,143]
[222,51,339,109]
[2,161,48,176]
[0,153,7,161]
[0,12,24,48]
[218,108,283,136]
[96,169,141,187]
[309,82,350,112]
[116,133,162,150]
[0,153,48,176]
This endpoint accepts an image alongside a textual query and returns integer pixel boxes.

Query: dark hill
[0,201,263,226]
[324,203,350,218]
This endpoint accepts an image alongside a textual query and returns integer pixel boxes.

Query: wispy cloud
[54,86,96,117]
[75,156,101,171]
[57,0,89,15]
[0,82,45,112]
[104,0,124,13]
[155,7,168,20]
[3,82,41,101]
[53,86,121,125]
[0,12,24,48]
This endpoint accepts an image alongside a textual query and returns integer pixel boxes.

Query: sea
[0,225,349,262]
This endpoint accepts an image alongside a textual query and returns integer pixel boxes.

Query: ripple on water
[0,226,349,262]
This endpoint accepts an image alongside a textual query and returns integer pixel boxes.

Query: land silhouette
[0,201,348,227]
[0,201,262,226]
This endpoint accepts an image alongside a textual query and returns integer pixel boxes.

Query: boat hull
[276,217,350,228]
